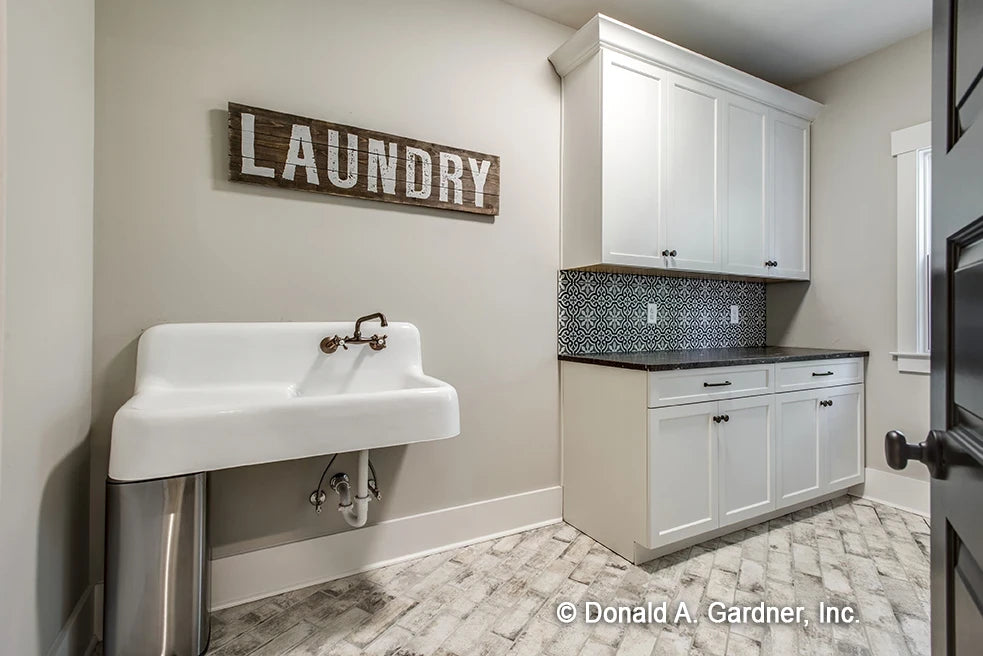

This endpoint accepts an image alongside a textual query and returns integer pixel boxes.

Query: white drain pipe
[333,449,370,528]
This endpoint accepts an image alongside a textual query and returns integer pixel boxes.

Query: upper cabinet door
[600,50,668,268]
[663,74,723,273]
[722,97,770,277]
[770,113,810,280]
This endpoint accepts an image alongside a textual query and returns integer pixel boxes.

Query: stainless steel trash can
[105,473,210,656]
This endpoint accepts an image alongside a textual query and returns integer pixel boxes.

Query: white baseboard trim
[46,585,96,656]
[849,467,930,517]
[211,485,563,610]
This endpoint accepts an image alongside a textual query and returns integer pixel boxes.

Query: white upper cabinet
[664,74,723,273]
[771,114,811,279]
[551,15,821,280]
[722,97,770,276]
[600,50,668,268]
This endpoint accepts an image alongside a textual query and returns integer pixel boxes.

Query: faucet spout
[353,312,388,340]
[320,312,389,354]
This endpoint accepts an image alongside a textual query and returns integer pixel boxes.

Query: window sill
[891,351,930,375]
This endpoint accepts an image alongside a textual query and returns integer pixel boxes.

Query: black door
[884,1,983,653]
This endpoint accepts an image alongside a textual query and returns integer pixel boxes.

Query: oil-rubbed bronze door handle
[703,381,732,387]
[812,371,834,377]
[886,429,946,478]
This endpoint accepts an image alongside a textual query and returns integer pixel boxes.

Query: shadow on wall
[209,445,410,557]
[207,108,496,225]
[38,436,91,652]
[766,280,810,343]
[90,336,139,583]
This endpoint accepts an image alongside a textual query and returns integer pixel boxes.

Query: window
[891,122,931,374]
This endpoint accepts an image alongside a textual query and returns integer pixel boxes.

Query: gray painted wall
[769,30,932,482]
[0,0,95,652]
[91,0,570,579]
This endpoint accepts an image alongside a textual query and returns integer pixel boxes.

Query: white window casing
[891,121,931,375]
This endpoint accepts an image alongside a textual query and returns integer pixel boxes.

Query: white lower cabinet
[822,384,865,489]
[775,384,864,509]
[648,402,719,547]
[775,389,822,508]
[648,395,776,547]
[562,357,865,563]
[718,395,776,527]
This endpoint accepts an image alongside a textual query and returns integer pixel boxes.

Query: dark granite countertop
[558,346,869,372]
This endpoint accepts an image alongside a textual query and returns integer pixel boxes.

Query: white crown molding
[850,467,930,517]
[210,485,562,610]
[549,14,823,121]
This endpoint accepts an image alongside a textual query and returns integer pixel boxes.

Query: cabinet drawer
[775,358,863,392]
[648,364,774,408]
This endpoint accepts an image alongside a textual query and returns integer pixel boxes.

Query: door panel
[648,401,718,547]
[892,4,983,652]
[664,74,721,273]
[722,97,770,276]
[718,396,775,527]
[821,384,864,490]
[601,50,667,267]
[775,389,821,508]
[771,114,809,279]
[952,0,983,140]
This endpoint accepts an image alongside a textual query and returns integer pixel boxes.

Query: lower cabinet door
[648,401,719,547]
[718,395,776,527]
[775,389,822,509]
[820,384,865,490]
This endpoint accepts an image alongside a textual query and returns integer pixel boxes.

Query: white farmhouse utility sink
[109,321,460,481]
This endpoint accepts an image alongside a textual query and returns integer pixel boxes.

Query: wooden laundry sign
[228,103,500,215]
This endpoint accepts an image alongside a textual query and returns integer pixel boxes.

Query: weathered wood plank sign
[228,102,500,215]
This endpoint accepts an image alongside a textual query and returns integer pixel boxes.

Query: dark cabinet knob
[885,429,946,478]
[713,415,722,423]
[662,249,670,257]
[670,250,677,257]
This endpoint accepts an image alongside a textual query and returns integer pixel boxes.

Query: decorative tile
[557,270,767,355]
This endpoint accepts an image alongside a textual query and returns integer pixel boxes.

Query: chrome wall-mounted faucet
[320,312,389,354]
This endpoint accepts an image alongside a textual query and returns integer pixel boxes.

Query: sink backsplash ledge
[557,270,767,355]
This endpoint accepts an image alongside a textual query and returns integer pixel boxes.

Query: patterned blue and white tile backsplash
[557,270,767,355]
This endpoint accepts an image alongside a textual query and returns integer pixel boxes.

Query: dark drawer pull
[704,381,732,388]
[812,371,835,377]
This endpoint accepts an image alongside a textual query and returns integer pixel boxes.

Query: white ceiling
[506,0,931,86]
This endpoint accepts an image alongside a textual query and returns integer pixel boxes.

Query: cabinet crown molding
[549,14,823,121]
